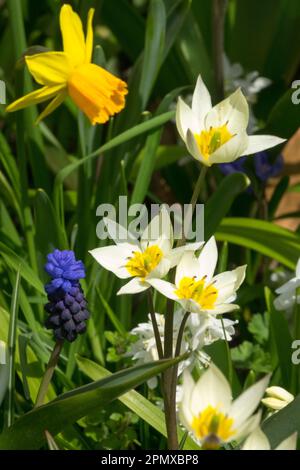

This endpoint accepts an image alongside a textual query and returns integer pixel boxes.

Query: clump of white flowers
[126,309,237,389]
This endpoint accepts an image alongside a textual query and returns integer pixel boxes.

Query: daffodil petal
[204,88,249,134]
[68,63,127,125]
[6,85,64,113]
[209,132,249,164]
[242,135,286,156]
[60,4,86,66]
[25,52,70,86]
[85,8,95,63]
[192,75,212,129]
[35,90,67,123]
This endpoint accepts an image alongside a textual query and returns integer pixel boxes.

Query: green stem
[163,165,208,449]
[220,316,233,386]
[147,289,164,359]
[35,340,64,408]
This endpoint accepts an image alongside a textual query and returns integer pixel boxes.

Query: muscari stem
[35,340,64,408]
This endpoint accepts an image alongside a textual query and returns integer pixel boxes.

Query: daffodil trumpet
[6,4,127,125]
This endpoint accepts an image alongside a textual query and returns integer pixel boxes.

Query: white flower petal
[265,386,294,403]
[275,277,300,295]
[147,278,177,300]
[191,75,212,129]
[175,251,201,286]
[190,364,232,415]
[231,375,270,428]
[148,257,171,280]
[179,371,197,430]
[186,129,208,165]
[89,244,136,279]
[197,236,218,281]
[296,258,300,277]
[209,132,249,165]
[242,428,270,450]
[276,432,298,450]
[141,206,173,252]
[242,135,285,156]
[234,410,262,441]
[176,97,198,141]
[169,242,204,268]
[205,303,239,315]
[204,88,249,134]
[117,278,149,295]
[103,217,139,245]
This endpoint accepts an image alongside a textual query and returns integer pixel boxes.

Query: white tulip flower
[89,207,203,295]
[261,386,294,411]
[176,74,285,166]
[242,427,297,450]
[148,236,246,315]
[179,364,270,449]
[274,258,300,311]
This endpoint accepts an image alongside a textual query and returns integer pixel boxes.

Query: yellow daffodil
[176,75,285,166]
[6,4,128,125]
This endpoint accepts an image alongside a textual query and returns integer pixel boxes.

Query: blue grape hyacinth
[44,249,89,342]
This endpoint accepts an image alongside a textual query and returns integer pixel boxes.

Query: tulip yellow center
[126,245,163,278]
[174,276,218,309]
[191,406,235,449]
[194,124,233,160]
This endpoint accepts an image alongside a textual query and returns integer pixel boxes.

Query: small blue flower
[219,157,247,176]
[254,152,283,182]
[45,249,85,294]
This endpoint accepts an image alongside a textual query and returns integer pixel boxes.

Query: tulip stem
[212,0,227,101]
[147,289,164,360]
[35,340,64,408]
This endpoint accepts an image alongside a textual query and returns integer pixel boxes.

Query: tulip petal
[276,432,298,450]
[147,278,178,300]
[175,251,201,286]
[176,97,198,141]
[192,75,212,129]
[6,85,65,113]
[117,278,149,295]
[60,4,86,66]
[242,428,270,450]
[205,88,249,134]
[209,132,249,164]
[89,244,137,279]
[186,129,208,165]
[231,374,270,428]
[169,242,204,268]
[103,218,139,246]
[141,206,173,252]
[197,236,218,281]
[243,135,286,156]
[190,364,232,415]
[25,52,70,86]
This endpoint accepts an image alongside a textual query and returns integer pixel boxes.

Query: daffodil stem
[212,0,227,101]
[147,290,164,359]
[35,340,64,408]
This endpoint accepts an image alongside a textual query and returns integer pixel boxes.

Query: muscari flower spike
[44,249,89,342]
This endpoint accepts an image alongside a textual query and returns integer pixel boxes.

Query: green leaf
[139,0,166,108]
[248,313,269,345]
[262,393,300,449]
[76,356,200,450]
[216,218,300,269]
[0,355,185,450]
[205,173,250,239]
